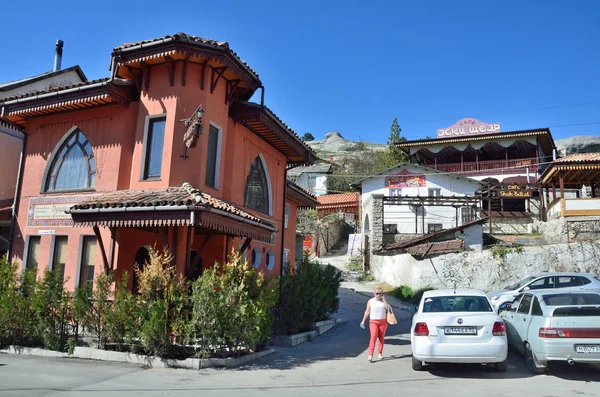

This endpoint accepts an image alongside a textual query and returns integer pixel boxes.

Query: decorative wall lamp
[181,104,204,159]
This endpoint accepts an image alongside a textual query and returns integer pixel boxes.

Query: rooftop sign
[437,118,500,138]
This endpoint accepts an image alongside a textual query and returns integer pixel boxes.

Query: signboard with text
[385,169,426,189]
[499,184,532,198]
[27,195,92,228]
[437,118,501,138]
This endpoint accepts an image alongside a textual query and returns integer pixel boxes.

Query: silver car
[487,272,600,312]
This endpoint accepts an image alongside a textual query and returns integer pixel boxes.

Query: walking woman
[360,285,390,362]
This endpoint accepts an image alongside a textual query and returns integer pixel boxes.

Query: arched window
[43,127,96,192]
[244,155,271,214]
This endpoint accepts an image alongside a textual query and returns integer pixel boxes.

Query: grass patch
[358,274,375,282]
[346,259,363,272]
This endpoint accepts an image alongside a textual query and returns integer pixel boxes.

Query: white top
[369,298,387,320]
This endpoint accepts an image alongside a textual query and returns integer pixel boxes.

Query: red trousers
[368,319,388,355]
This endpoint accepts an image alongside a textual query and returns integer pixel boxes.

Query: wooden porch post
[552,183,557,202]
[545,185,550,208]
[92,226,110,273]
[415,206,418,234]
[591,182,597,198]
[559,172,566,213]
[505,147,508,169]
[461,152,464,172]
[476,152,479,171]
[455,206,459,228]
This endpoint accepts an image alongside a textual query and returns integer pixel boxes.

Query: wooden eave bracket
[225,79,241,104]
[239,237,252,253]
[210,66,227,94]
[93,226,111,273]
[165,56,175,87]
[141,62,151,91]
[181,54,190,86]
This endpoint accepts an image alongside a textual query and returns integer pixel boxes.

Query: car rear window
[423,296,492,313]
[542,293,600,306]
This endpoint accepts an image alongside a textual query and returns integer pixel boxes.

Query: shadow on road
[238,287,412,371]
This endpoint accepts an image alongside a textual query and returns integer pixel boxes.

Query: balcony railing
[430,158,539,175]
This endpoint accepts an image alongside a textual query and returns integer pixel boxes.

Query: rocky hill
[307,132,600,161]
[556,136,600,156]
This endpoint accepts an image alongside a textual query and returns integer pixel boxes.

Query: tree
[372,118,408,171]
[302,132,315,141]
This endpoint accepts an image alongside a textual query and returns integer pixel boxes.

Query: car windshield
[505,276,537,291]
[422,295,493,313]
[542,293,600,306]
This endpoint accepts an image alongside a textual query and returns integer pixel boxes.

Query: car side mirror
[521,286,530,292]
[407,304,417,314]
[498,302,511,313]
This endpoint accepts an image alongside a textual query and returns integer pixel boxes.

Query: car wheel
[495,358,508,372]
[412,356,423,371]
[525,343,546,375]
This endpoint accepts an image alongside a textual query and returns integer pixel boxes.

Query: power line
[400,100,600,126]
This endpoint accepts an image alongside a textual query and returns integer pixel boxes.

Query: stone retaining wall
[371,239,600,293]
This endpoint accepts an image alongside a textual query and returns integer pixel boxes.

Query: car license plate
[575,345,600,354]
[444,326,477,335]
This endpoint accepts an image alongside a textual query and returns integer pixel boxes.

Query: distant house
[287,163,334,196]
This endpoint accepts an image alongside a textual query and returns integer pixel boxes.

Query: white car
[411,289,508,372]
[501,290,600,374]
[487,272,600,312]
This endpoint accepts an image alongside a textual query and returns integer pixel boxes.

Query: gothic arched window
[43,127,96,192]
[244,155,270,214]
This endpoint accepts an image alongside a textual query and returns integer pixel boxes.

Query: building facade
[1,33,314,290]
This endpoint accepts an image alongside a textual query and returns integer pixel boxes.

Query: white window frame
[206,121,223,190]
[140,113,167,181]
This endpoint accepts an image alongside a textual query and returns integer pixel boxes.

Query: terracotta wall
[11,59,289,282]
[11,104,138,288]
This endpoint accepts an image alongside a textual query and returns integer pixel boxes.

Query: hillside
[307,132,600,162]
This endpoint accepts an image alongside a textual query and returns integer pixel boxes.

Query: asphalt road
[1,287,599,397]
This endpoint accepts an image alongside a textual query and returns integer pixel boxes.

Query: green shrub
[189,251,278,358]
[393,285,414,302]
[135,248,189,358]
[275,257,341,335]
[73,272,114,349]
[0,257,37,347]
[346,259,363,272]
[105,272,140,351]
[358,273,375,282]
[32,268,74,351]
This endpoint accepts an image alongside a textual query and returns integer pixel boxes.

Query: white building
[354,163,485,238]
[287,163,333,196]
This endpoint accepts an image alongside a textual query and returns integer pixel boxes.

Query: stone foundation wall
[382,233,421,245]
[371,239,600,293]
[488,217,535,235]
[568,219,600,240]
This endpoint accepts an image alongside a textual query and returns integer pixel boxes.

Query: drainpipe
[7,133,26,261]
[279,167,288,297]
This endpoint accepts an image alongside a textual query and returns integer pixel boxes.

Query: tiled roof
[287,163,333,177]
[379,217,489,253]
[113,32,259,79]
[553,152,600,163]
[70,183,275,229]
[317,192,360,206]
[404,240,464,257]
[0,78,110,102]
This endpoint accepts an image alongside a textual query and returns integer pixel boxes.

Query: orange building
[1,33,315,290]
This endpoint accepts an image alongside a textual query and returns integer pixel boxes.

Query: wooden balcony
[430,158,539,176]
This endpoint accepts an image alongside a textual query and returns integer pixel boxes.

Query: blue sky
[1,0,599,142]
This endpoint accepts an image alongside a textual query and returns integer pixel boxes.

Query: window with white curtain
[44,128,96,192]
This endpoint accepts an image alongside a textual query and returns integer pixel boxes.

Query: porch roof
[286,181,319,209]
[0,78,138,127]
[68,183,277,243]
[316,192,360,210]
[229,101,317,166]
[540,152,600,185]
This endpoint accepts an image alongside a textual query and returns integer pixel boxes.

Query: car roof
[422,289,487,298]
[530,272,597,278]
[522,289,600,298]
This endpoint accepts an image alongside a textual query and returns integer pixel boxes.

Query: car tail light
[414,322,429,336]
[492,321,506,336]
[539,327,600,338]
